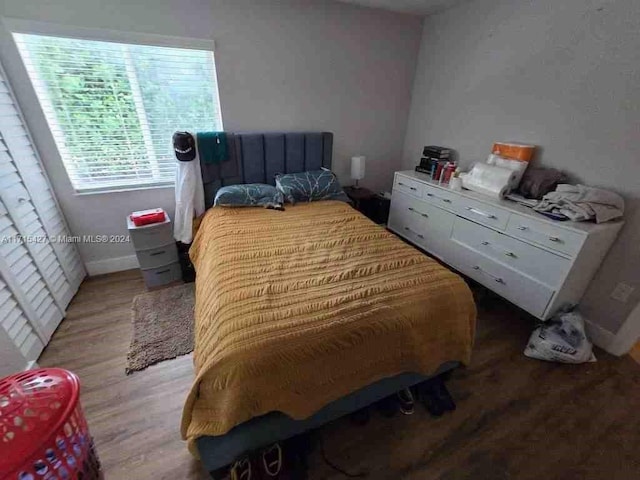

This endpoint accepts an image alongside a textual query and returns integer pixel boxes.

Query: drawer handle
[481,241,517,259]
[404,226,424,239]
[398,182,417,191]
[549,236,562,243]
[408,207,428,218]
[150,250,166,256]
[156,269,170,275]
[426,192,452,203]
[517,226,528,231]
[473,265,504,284]
[466,206,497,219]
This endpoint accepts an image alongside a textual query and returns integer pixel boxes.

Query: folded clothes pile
[534,184,624,223]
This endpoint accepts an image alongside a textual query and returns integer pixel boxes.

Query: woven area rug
[126,283,195,374]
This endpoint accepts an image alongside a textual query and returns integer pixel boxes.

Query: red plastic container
[0,368,101,480]
[129,208,166,227]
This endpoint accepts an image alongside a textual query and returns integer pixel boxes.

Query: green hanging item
[197,131,228,164]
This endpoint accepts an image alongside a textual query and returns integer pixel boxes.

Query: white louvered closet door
[0,61,85,350]
[0,275,44,375]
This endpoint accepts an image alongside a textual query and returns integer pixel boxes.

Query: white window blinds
[13,33,223,192]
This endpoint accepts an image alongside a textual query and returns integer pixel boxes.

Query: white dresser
[388,171,623,320]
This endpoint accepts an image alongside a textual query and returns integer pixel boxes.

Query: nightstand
[344,186,374,211]
[343,186,390,224]
[127,214,181,289]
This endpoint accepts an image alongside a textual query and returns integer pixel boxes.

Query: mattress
[181,201,476,453]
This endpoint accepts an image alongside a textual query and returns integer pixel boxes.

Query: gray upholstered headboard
[200,132,333,208]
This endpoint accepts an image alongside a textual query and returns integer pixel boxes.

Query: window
[13,33,223,192]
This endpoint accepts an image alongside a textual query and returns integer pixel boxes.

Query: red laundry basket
[0,368,101,480]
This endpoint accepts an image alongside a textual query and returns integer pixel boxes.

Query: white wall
[403,0,640,335]
[0,0,422,273]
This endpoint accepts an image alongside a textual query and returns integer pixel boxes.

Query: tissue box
[130,208,166,227]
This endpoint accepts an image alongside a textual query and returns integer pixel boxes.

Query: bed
[180,132,476,474]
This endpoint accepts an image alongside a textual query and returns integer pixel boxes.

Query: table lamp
[351,156,366,189]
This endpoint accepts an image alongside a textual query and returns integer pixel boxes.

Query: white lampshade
[351,156,366,181]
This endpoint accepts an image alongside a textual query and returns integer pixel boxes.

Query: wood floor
[39,270,640,480]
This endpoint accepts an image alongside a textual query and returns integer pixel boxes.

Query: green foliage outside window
[22,35,221,189]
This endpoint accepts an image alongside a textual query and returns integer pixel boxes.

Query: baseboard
[85,254,139,276]
[584,318,616,355]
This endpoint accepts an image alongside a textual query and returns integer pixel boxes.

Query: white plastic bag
[524,311,596,364]
[486,153,528,189]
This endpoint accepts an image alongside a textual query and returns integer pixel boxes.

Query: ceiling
[338,0,465,15]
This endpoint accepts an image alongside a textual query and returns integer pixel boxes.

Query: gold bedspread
[181,201,476,447]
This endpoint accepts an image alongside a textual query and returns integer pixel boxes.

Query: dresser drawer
[389,192,425,237]
[451,242,554,318]
[456,196,509,231]
[506,213,585,257]
[137,243,178,270]
[141,262,181,288]
[393,175,423,199]
[389,192,455,257]
[130,221,174,250]
[452,217,570,287]
[422,183,458,211]
[389,193,429,247]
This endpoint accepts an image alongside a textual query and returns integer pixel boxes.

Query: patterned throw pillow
[275,169,344,204]
[214,183,284,210]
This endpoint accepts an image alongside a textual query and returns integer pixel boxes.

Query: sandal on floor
[262,443,283,477]
[230,456,252,480]
[397,387,415,415]
[417,377,456,417]
[433,379,456,412]
[417,380,445,417]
